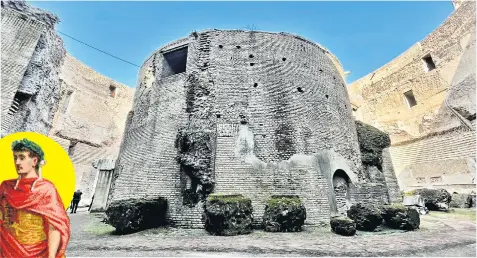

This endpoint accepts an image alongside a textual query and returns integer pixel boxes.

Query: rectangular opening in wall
[422,54,436,72]
[61,90,74,113]
[109,85,117,98]
[7,92,31,116]
[162,46,188,78]
[68,141,77,156]
[403,90,417,108]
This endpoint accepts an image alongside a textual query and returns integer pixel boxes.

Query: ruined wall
[348,1,475,143]
[387,128,476,194]
[49,54,135,205]
[348,1,476,194]
[1,0,135,208]
[108,29,372,228]
[1,0,66,136]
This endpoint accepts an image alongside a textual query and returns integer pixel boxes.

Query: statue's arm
[48,223,61,258]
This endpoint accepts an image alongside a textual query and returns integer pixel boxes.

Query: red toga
[0,178,70,258]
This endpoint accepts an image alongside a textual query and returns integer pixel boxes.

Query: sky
[28,0,454,88]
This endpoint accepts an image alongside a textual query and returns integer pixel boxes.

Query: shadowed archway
[333,169,351,216]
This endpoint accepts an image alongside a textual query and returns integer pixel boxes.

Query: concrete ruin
[348,1,476,195]
[1,0,66,135]
[106,30,399,228]
[0,0,135,208]
[3,0,473,228]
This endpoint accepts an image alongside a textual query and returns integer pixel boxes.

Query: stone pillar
[90,159,116,212]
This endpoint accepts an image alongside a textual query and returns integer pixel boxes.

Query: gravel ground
[65,209,476,257]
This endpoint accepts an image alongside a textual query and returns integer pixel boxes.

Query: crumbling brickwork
[1,1,135,207]
[108,29,387,228]
[1,0,66,136]
[348,1,476,194]
[49,54,135,205]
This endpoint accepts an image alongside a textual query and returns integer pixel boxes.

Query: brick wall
[109,30,369,228]
[0,8,44,129]
[388,127,476,194]
[350,183,390,206]
[348,1,476,144]
[382,148,402,203]
[49,54,135,203]
[1,5,65,136]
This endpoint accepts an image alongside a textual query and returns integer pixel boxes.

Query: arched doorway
[333,169,351,216]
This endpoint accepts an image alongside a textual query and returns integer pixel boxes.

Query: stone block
[347,203,383,232]
[330,216,356,236]
[204,194,253,236]
[450,193,469,208]
[382,205,420,230]
[105,197,168,234]
[413,188,452,211]
[262,195,307,232]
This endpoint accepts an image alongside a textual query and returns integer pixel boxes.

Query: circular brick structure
[108,30,364,228]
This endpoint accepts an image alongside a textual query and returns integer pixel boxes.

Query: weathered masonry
[348,0,476,194]
[108,30,398,228]
[1,0,135,207]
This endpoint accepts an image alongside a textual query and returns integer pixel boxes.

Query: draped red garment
[0,178,70,258]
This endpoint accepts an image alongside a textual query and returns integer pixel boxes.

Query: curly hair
[12,138,44,170]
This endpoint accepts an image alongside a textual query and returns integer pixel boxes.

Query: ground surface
[66,208,476,257]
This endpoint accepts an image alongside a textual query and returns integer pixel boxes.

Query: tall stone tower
[107,29,389,228]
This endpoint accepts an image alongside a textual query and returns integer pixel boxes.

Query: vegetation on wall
[176,71,216,207]
[355,120,391,171]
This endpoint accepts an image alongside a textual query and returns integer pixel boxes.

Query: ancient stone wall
[348,1,475,143]
[386,128,476,194]
[108,30,370,227]
[348,1,476,194]
[1,1,66,136]
[49,54,135,205]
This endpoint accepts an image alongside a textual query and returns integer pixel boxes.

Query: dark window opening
[249,54,254,58]
[250,63,255,66]
[7,92,31,116]
[236,46,241,49]
[297,87,303,92]
[404,90,417,108]
[162,46,188,78]
[109,85,116,98]
[253,83,258,87]
[218,45,223,48]
[216,114,221,118]
[423,54,436,71]
[68,141,78,156]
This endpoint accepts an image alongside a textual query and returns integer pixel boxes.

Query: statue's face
[13,151,38,175]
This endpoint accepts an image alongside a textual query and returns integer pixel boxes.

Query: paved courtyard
[66,208,476,257]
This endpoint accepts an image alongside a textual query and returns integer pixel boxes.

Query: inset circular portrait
[0,131,76,209]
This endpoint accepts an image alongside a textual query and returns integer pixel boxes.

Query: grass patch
[84,221,115,236]
[266,195,302,208]
[427,208,476,221]
[207,194,250,204]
